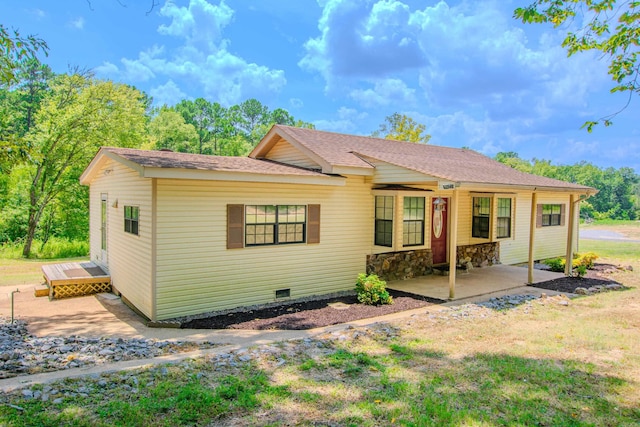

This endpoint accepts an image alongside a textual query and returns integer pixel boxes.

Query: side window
[374,196,394,247]
[472,197,490,238]
[496,198,512,238]
[542,204,562,226]
[403,197,425,246]
[124,206,139,235]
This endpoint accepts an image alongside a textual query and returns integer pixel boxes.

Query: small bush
[355,273,393,305]
[543,252,599,275]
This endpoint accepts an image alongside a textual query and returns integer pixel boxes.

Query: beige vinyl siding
[154,176,372,320]
[264,137,321,169]
[371,160,436,185]
[88,159,153,319]
[533,193,572,261]
[499,193,533,265]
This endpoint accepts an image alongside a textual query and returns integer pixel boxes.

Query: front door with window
[431,198,448,264]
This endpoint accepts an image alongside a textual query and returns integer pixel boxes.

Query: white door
[100,193,108,265]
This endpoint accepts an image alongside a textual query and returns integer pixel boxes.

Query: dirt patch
[180,264,628,331]
[181,290,443,330]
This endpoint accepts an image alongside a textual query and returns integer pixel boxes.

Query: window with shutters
[245,205,306,246]
[542,204,562,226]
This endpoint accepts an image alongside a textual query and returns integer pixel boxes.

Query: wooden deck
[42,262,111,299]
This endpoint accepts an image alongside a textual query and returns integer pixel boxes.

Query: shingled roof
[254,125,595,192]
[100,147,329,176]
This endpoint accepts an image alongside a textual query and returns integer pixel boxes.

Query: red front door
[431,198,448,264]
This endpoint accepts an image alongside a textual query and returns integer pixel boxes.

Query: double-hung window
[245,205,306,246]
[403,197,425,246]
[496,198,512,238]
[124,206,139,235]
[472,197,491,238]
[542,204,562,226]
[375,196,394,247]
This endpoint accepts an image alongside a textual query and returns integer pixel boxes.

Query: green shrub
[543,257,565,272]
[0,238,89,259]
[355,273,393,305]
[543,252,599,275]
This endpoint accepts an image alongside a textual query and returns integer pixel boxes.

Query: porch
[41,261,111,299]
[387,264,563,301]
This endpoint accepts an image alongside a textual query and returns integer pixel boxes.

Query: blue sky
[3,0,639,172]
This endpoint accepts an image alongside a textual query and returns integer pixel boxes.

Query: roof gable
[251,125,596,192]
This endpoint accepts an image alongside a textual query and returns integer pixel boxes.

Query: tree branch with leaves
[515,0,640,131]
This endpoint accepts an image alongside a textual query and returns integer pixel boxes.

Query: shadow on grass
[292,345,639,426]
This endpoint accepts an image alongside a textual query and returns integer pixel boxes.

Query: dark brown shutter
[560,204,566,226]
[227,204,244,249]
[536,204,543,228]
[307,204,320,244]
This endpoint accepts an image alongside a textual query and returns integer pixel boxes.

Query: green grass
[579,239,639,262]
[0,238,89,259]
[0,256,90,287]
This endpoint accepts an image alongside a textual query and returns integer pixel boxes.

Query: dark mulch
[181,290,444,331]
[528,263,623,294]
[181,263,625,331]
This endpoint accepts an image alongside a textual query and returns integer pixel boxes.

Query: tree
[175,98,214,154]
[20,73,148,257]
[515,1,640,130]
[372,113,431,143]
[0,25,48,87]
[148,108,198,152]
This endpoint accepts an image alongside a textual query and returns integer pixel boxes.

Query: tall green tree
[175,98,214,154]
[148,107,199,153]
[515,0,640,130]
[0,24,48,87]
[372,113,431,143]
[20,73,148,257]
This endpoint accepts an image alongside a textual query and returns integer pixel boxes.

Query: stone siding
[366,249,433,281]
[456,242,500,268]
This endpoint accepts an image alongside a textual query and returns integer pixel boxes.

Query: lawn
[1,228,639,426]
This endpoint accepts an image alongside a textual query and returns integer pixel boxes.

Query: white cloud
[109,0,286,105]
[94,61,119,76]
[68,16,85,30]
[150,80,187,106]
[349,79,416,108]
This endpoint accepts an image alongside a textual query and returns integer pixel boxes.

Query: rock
[574,287,589,295]
[605,284,623,291]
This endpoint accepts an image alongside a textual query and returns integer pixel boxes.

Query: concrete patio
[387,264,564,301]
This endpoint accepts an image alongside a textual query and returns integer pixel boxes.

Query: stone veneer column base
[456,242,500,268]
[366,249,433,281]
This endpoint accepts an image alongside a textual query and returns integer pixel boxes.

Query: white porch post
[564,194,576,276]
[528,191,537,284]
[448,188,459,299]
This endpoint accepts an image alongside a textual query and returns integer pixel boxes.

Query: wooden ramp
[41,262,111,299]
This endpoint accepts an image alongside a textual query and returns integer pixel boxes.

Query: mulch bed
[180,263,625,331]
[528,263,623,293]
[181,290,443,331]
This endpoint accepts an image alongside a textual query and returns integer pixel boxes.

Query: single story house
[79,125,596,321]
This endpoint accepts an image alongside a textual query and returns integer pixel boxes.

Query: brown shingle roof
[266,125,594,191]
[103,147,328,177]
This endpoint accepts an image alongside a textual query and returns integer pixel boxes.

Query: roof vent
[159,148,173,152]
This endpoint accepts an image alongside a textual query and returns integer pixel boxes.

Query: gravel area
[0,320,219,380]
